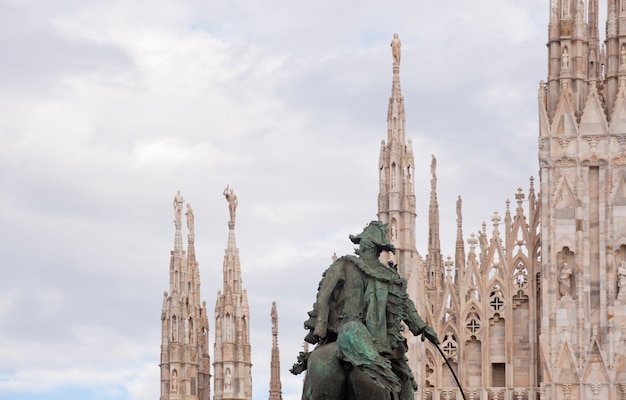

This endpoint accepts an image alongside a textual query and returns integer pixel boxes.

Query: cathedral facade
[380,1,626,399]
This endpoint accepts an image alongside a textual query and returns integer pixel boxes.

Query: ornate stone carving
[586,135,601,151]
[591,382,601,400]
[557,137,571,154]
[563,383,572,400]
[554,156,577,167]
[619,382,626,400]
[612,154,626,166]
[489,387,503,400]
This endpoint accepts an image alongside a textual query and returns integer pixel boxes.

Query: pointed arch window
[225,313,233,342]
[512,261,529,291]
[188,317,194,345]
[172,315,178,341]
[406,165,413,192]
[242,316,248,342]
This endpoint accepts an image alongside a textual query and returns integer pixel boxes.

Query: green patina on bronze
[291,220,438,400]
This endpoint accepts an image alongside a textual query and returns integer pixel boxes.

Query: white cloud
[132,138,213,167]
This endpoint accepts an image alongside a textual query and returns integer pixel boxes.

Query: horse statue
[291,221,439,400]
[295,321,400,399]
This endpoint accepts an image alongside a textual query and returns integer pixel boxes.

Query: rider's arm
[403,296,427,336]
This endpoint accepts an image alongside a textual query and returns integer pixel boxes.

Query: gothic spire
[171,191,185,295]
[161,192,210,400]
[388,33,406,145]
[222,185,241,295]
[428,155,440,253]
[269,302,282,400]
[186,203,200,306]
[426,155,443,287]
[377,33,417,279]
[214,185,252,400]
[454,195,465,281]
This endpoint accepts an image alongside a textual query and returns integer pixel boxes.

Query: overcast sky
[0,0,550,399]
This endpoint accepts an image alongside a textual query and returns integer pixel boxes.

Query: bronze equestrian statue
[291,221,438,400]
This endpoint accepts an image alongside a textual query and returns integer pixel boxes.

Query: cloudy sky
[0,0,554,399]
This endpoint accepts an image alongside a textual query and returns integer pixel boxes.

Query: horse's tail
[336,321,401,394]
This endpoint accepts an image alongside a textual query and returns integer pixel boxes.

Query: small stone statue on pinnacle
[186,203,194,236]
[391,33,401,66]
[173,190,184,228]
[223,185,238,227]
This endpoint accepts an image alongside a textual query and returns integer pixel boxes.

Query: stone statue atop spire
[271,302,278,335]
[391,33,401,67]
[173,190,184,228]
[430,154,438,190]
[223,185,238,228]
[430,154,437,178]
[185,203,194,237]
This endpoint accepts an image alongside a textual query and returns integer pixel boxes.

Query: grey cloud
[0,2,133,94]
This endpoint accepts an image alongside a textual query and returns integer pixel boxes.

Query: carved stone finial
[491,211,501,227]
[468,233,478,249]
[516,188,524,203]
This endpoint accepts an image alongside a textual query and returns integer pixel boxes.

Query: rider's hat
[349,220,396,254]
